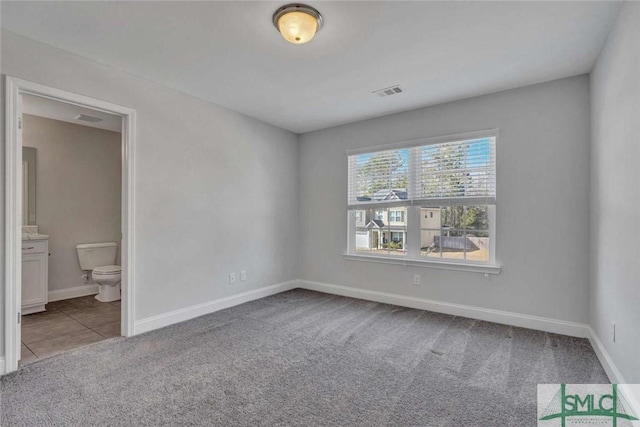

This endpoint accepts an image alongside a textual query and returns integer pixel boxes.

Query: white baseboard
[581,330,640,414]
[134,280,298,335]
[587,327,625,383]
[298,280,589,338]
[0,357,5,376]
[48,284,99,302]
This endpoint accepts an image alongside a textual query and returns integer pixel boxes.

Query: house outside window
[389,210,404,223]
[347,132,497,266]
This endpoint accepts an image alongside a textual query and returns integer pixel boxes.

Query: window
[389,210,404,222]
[347,132,497,267]
[353,207,407,256]
[420,205,490,262]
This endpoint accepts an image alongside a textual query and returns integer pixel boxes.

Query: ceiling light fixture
[273,4,323,44]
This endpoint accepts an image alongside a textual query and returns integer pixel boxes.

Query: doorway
[4,77,137,374]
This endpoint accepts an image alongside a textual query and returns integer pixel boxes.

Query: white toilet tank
[76,242,118,270]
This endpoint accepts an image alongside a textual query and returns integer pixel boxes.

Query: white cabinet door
[22,253,47,313]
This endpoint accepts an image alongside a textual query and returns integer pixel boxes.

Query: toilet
[75,242,121,302]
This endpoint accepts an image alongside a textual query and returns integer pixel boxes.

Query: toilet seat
[93,265,121,275]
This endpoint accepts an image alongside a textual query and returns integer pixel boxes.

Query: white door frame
[4,76,137,374]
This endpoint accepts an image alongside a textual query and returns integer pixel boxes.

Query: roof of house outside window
[357,189,408,203]
[372,189,408,201]
[366,219,386,229]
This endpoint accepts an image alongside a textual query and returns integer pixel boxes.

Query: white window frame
[345,130,501,274]
[389,210,403,222]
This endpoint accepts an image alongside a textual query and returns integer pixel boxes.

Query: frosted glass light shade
[273,4,323,44]
[277,11,317,44]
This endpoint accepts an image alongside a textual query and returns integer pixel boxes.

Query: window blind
[348,136,496,208]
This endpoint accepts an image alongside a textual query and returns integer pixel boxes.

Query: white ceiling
[23,94,122,132]
[1,1,621,133]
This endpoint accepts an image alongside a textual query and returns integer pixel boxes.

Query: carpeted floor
[1,289,608,426]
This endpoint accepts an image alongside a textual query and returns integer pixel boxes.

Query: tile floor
[20,295,121,365]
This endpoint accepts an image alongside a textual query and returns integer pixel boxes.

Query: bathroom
[20,94,123,364]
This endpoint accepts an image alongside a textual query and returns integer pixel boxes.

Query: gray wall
[23,114,122,292]
[0,30,300,357]
[590,2,640,383]
[299,75,591,324]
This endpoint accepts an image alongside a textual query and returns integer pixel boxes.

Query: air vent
[372,85,404,98]
[75,114,102,123]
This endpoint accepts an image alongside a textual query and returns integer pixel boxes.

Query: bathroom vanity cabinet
[22,238,49,314]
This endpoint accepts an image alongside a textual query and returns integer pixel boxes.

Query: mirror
[23,146,37,225]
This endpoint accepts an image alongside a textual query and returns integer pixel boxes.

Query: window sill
[343,253,501,275]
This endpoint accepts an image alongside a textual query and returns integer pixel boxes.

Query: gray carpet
[1,289,608,426]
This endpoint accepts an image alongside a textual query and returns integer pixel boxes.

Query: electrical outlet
[611,322,616,343]
[229,273,236,284]
[240,270,247,281]
[413,274,421,286]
